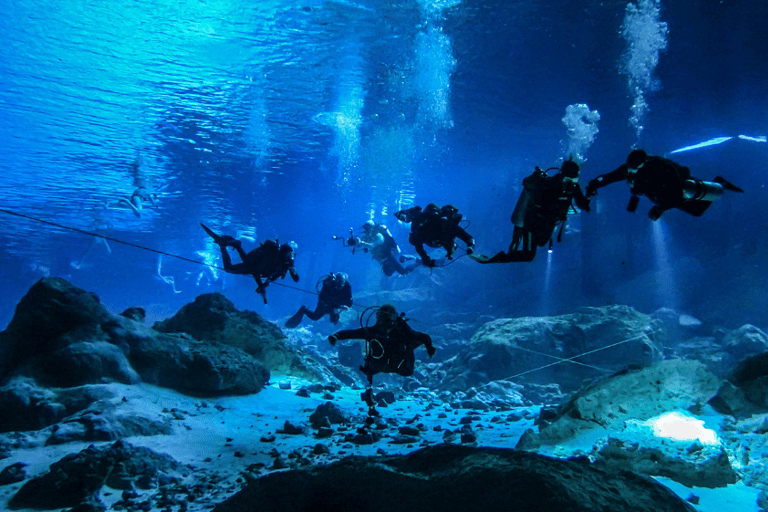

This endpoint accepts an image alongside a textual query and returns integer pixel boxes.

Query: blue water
[1,0,767,330]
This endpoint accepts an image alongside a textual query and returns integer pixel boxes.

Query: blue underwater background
[1,0,767,334]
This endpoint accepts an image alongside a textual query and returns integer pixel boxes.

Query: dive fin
[470,251,509,264]
[714,176,744,193]
[469,253,493,263]
[200,223,224,244]
[201,223,238,248]
[285,309,304,328]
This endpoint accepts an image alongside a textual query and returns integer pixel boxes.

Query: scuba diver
[335,220,421,276]
[472,159,590,264]
[285,272,353,328]
[200,223,299,304]
[395,203,475,268]
[584,149,744,221]
[328,304,435,416]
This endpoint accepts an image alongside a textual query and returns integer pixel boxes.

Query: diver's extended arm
[585,165,629,197]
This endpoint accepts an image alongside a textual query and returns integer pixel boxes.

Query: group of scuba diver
[200,149,743,418]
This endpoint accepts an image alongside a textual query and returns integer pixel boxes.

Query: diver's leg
[304,303,329,321]
[118,197,142,218]
[232,243,247,262]
[254,277,268,304]
[359,370,379,415]
[386,254,409,275]
[285,306,309,328]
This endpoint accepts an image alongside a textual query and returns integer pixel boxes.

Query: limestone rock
[592,429,738,488]
[8,439,189,510]
[520,359,721,447]
[210,444,695,512]
[309,401,348,429]
[0,279,272,396]
[710,350,768,416]
[437,305,666,394]
[0,278,111,382]
[153,293,327,381]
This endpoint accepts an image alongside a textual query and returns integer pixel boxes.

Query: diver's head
[280,241,298,255]
[627,149,648,170]
[376,304,398,326]
[333,272,347,287]
[362,220,375,232]
[560,160,580,179]
[425,203,440,216]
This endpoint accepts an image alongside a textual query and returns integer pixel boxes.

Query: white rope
[476,333,649,389]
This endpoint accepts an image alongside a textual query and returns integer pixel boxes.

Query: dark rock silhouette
[710,349,768,417]
[153,292,335,382]
[0,277,112,382]
[8,439,189,510]
[0,278,283,429]
[211,444,695,512]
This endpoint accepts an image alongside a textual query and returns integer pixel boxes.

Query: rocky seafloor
[2,277,768,511]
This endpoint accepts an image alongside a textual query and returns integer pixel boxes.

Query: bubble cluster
[620,0,668,140]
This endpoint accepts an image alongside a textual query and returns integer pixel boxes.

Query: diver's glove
[585,179,600,198]
[426,345,436,358]
[289,267,300,282]
[575,193,591,212]
[328,335,339,346]
[648,205,665,221]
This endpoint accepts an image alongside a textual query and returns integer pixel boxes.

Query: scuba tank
[682,179,724,201]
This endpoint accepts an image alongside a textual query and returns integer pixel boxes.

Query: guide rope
[1,207,653,385]
[0,207,322,298]
[475,333,650,389]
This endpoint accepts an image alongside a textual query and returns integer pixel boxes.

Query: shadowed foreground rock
[211,444,694,512]
[8,439,189,510]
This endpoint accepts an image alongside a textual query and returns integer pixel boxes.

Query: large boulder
[211,444,694,512]
[0,377,115,433]
[0,279,272,397]
[153,293,328,381]
[710,350,768,417]
[591,415,738,488]
[437,305,666,393]
[0,278,112,382]
[518,359,721,448]
[722,325,768,366]
[103,315,270,396]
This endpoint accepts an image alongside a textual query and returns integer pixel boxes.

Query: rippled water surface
[1,0,766,326]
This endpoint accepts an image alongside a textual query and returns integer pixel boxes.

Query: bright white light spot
[648,411,719,445]
[738,135,767,143]
[670,136,732,154]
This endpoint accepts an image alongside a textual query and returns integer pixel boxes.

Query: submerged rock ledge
[212,444,695,512]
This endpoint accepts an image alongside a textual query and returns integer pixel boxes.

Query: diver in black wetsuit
[327,304,435,415]
[585,149,744,221]
[395,203,475,268]
[285,272,353,328]
[472,159,590,264]
[201,223,299,304]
